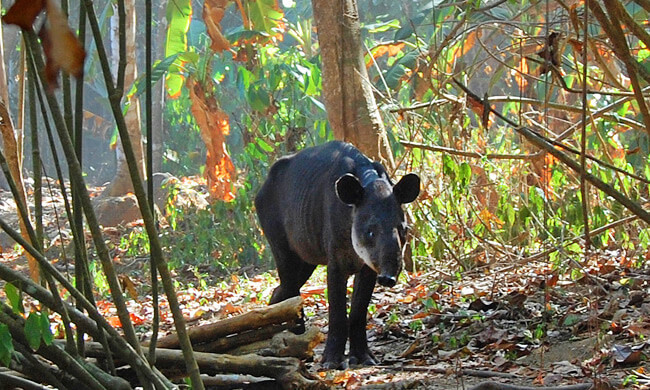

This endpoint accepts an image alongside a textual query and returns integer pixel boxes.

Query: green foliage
[0,324,13,367]
[161,181,271,275]
[24,311,53,351]
[4,283,22,315]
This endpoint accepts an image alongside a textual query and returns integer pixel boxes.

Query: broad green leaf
[0,324,13,367]
[40,311,53,346]
[248,0,284,35]
[165,73,186,99]
[384,50,420,89]
[165,0,192,58]
[165,0,192,98]
[4,283,22,315]
[24,313,42,351]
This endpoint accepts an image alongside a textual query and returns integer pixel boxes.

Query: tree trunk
[152,2,168,176]
[102,0,145,197]
[311,0,394,167]
[0,30,36,281]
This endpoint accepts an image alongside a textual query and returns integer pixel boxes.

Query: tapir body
[255,141,420,368]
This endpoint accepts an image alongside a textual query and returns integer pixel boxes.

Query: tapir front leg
[349,265,378,366]
[321,261,349,369]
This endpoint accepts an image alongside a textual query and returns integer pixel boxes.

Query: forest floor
[1,179,649,389]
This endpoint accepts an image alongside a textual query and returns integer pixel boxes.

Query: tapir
[255,141,420,368]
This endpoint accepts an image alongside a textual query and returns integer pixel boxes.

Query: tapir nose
[377,274,397,287]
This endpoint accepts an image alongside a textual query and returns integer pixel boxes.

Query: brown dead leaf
[188,78,236,201]
[38,0,86,89]
[203,0,231,52]
[612,344,643,365]
[1,0,45,29]
[119,274,139,301]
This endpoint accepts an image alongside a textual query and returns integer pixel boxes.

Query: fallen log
[82,342,324,390]
[155,349,324,389]
[154,296,303,349]
[226,326,324,359]
[194,323,291,353]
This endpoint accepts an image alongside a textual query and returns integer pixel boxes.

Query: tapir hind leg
[348,265,378,366]
[265,227,316,333]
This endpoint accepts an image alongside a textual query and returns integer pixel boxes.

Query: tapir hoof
[349,351,378,366]
[321,358,348,370]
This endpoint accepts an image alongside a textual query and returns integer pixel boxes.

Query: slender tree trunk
[0,30,36,281]
[311,0,394,167]
[0,22,9,106]
[103,0,145,197]
[152,2,168,175]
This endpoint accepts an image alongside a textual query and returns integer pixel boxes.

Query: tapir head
[335,173,420,287]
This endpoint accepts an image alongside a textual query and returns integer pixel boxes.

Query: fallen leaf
[612,344,643,365]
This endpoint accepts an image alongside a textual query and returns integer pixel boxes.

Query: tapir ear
[393,173,420,204]
[336,174,364,205]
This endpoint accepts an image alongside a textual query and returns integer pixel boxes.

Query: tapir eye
[366,230,374,240]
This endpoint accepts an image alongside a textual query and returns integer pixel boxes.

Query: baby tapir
[255,141,420,369]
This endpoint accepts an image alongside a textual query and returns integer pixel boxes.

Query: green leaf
[165,0,192,98]
[226,28,270,43]
[4,283,22,315]
[165,73,186,99]
[165,0,192,58]
[0,324,13,367]
[128,54,181,99]
[248,0,284,35]
[24,313,42,351]
[384,50,420,89]
[256,138,274,152]
[442,154,458,180]
[364,19,400,34]
[459,162,472,187]
[40,311,53,346]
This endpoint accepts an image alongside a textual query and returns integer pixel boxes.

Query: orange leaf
[2,0,45,29]
[514,57,529,88]
[108,316,122,328]
[447,30,479,72]
[129,312,145,326]
[203,0,231,52]
[398,294,415,303]
[188,79,236,201]
[366,42,406,67]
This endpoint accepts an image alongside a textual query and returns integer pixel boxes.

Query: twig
[401,140,539,160]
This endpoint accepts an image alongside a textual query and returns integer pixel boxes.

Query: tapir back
[255,141,376,266]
